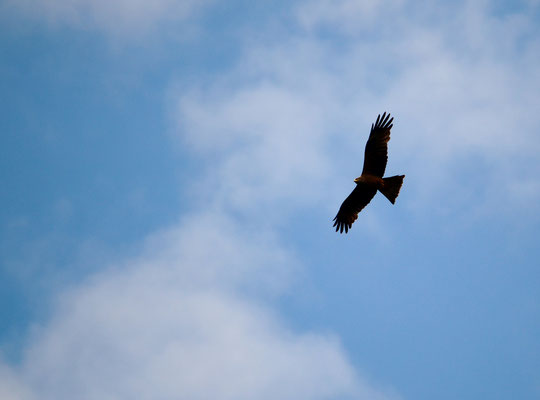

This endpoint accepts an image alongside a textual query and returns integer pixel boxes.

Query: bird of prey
[333,112,405,234]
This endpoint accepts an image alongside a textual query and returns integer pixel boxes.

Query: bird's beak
[354,177,361,183]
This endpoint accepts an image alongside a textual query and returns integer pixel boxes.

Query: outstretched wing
[362,112,393,177]
[333,183,377,234]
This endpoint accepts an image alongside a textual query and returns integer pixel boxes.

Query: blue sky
[1,0,540,399]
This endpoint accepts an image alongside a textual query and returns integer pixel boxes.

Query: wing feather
[362,112,393,177]
[332,183,377,234]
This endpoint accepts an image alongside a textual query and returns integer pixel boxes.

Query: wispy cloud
[174,0,540,223]
[177,80,337,216]
[0,362,33,400]
[297,0,406,33]
[1,213,394,400]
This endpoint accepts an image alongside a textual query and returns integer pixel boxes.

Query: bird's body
[354,174,384,187]
[333,112,404,234]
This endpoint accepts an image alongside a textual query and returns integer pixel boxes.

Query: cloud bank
[1,213,393,400]
[175,0,540,227]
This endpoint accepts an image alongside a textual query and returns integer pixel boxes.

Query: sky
[1,0,540,399]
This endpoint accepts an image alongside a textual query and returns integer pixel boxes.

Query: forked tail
[379,175,405,204]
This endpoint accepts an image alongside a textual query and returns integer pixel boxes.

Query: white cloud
[297,0,406,33]
[0,362,33,400]
[177,81,338,216]
[0,213,394,400]
[174,0,540,223]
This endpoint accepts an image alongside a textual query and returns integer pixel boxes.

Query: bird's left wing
[333,183,377,233]
[362,112,393,177]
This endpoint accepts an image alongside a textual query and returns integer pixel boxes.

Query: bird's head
[354,176,363,184]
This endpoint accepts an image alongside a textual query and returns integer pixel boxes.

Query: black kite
[333,112,405,234]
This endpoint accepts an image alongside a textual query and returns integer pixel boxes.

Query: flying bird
[333,112,405,234]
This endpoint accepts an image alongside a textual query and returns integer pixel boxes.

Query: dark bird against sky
[333,112,405,234]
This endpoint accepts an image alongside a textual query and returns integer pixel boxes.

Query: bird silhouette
[333,112,405,233]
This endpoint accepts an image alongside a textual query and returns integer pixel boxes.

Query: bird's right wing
[333,183,377,234]
[362,112,393,177]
